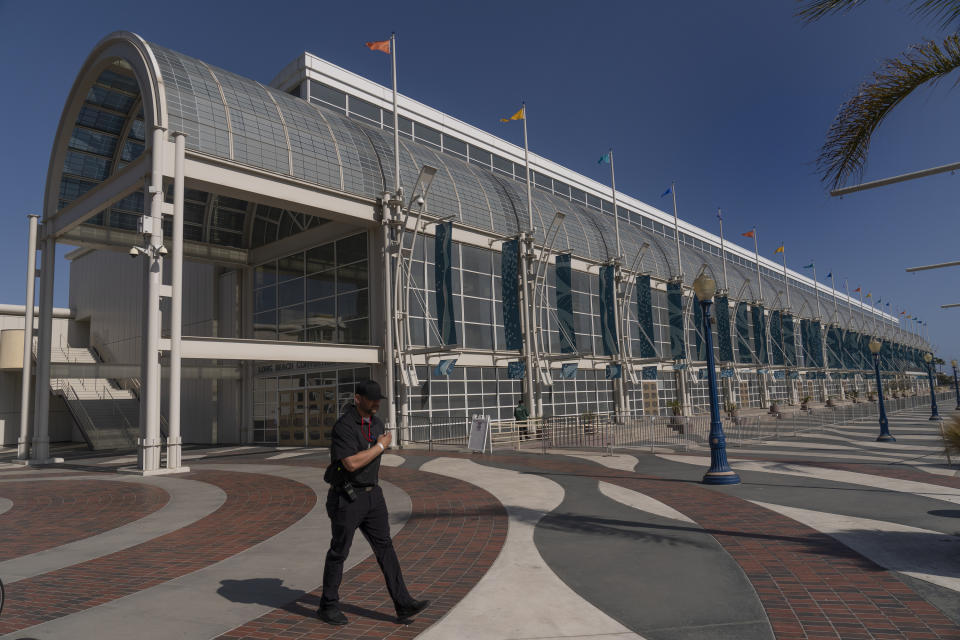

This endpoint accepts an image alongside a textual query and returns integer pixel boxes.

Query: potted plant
[667,400,683,432]
[826,395,837,408]
[850,389,859,403]
[725,402,738,418]
[867,391,877,402]
[800,395,811,411]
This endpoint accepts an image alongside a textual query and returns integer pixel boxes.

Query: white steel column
[17,215,39,460]
[166,132,188,472]
[141,126,165,472]
[520,233,537,416]
[30,233,56,463]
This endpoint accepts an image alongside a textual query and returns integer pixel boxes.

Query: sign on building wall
[501,238,523,351]
[636,275,657,358]
[435,222,457,346]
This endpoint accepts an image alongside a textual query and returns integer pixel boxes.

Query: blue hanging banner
[435,222,457,346]
[636,275,657,358]
[810,321,824,368]
[642,365,659,380]
[736,302,752,364]
[501,238,523,351]
[842,330,858,370]
[770,310,784,366]
[720,367,735,378]
[715,295,734,362]
[774,369,785,379]
[782,314,796,366]
[805,371,817,380]
[667,281,685,359]
[751,304,768,364]
[789,371,800,379]
[599,264,619,356]
[605,363,622,379]
[693,296,707,361]
[561,362,578,379]
[827,326,843,369]
[507,361,526,379]
[555,253,576,353]
[434,359,457,376]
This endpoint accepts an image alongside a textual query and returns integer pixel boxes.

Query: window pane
[443,135,467,156]
[337,233,367,264]
[310,81,346,109]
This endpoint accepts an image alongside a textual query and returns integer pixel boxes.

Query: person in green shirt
[514,399,530,440]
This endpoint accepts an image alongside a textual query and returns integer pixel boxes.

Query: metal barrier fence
[399,389,957,453]
[400,415,471,450]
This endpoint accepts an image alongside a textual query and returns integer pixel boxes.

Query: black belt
[355,485,376,492]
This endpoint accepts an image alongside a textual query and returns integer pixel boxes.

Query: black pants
[320,485,413,609]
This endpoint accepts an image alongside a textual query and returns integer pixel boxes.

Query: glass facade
[254,232,369,344]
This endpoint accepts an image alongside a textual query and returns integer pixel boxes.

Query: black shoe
[396,598,430,620]
[317,606,348,626]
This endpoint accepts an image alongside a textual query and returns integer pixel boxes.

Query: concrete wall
[69,250,231,444]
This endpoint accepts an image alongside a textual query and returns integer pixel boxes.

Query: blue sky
[2,1,959,361]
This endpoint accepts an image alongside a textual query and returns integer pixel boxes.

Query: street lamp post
[923,352,941,421]
[952,359,960,410]
[869,338,895,442]
[693,274,741,485]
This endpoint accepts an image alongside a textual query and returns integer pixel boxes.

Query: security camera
[158,245,168,256]
[129,246,141,259]
[414,195,425,207]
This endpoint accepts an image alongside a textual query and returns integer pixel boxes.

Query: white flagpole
[829,272,840,326]
[609,149,621,260]
[391,33,400,195]
[385,32,399,435]
[780,244,790,309]
[522,103,533,233]
[752,228,763,303]
[671,182,683,280]
[518,103,537,417]
[718,209,728,291]
[844,279,853,326]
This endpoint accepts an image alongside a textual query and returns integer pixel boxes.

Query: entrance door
[641,381,659,416]
[278,389,306,446]
[307,386,338,447]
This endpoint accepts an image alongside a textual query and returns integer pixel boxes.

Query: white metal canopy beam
[60,224,248,267]
[181,150,377,226]
[47,154,151,239]
[161,337,381,364]
[49,363,242,379]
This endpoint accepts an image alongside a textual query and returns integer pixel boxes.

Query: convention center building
[2,32,931,470]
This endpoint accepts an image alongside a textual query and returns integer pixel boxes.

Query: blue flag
[716,209,722,221]
[803,263,814,269]
[434,359,457,376]
[598,152,610,164]
[826,271,832,278]
[660,186,671,197]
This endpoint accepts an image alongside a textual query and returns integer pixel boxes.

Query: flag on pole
[741,230,755,238]
[854,287,861,293]
[826,271,832,278]
[365,39,391,53]
[716,209,722,221]
[866,292,872,298]
[500,107,525,122]
[876,297,881,304]
[598,152,611,164]
[774,245,784,254]
[803,263,814,269]
[660,186,672,197]
[900,311,905,315]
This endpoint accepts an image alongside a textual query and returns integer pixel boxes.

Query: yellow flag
[500,106,525,123]
[866,292,872,298]
[774,245,784,254]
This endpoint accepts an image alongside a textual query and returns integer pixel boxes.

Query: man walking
[318,380,429,626]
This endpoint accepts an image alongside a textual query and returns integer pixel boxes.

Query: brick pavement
[216,466,508,640]
[490,453,960,640]
[0,479,169,560]
[0,470,315,635]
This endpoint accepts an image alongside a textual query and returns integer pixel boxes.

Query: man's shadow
[217,579,397,623]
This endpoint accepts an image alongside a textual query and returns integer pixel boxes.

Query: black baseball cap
[356,379,388,400]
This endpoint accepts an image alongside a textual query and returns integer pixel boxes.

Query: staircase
[46,344,141,451]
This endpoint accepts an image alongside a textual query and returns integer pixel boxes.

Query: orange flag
[854,287,861,293]
[741,230,755,238]
[365,39,390,54]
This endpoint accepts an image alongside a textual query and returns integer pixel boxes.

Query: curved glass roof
[53,38,886,331]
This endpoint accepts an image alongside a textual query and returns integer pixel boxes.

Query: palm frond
[797,0,960,29]
[818,34,960,190]
[911,0,960,30]
[796,0,869,24]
